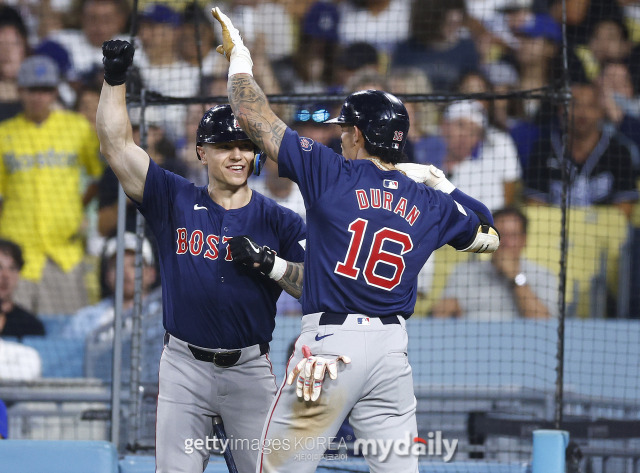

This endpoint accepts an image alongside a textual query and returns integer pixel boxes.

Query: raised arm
[396,163,500,253]
[211,7,287,164]
[96,40,149,203]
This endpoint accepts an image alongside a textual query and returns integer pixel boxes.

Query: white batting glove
[286,345,351,402]
[211,7,253,76]
[395,163,456,194]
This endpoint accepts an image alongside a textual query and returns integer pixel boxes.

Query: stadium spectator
[440,100,521,211]
[597,61,640,154]
[0,399,7,438]
[480,61,523,131]
[272,1,340,94]
[176,103,210,186]
[337,0,411,55]
[574,18,631,82]
[0,239,44,338]
[524,82,639,218]
[178,2,227,84]
[512,14,562,117]
[47,0,129,78]
[432,206,558,320]
[334,42,380,93]
[213,0,295,62]
[60,233,157,339]
[0,56,104,315]
[0,6,29,121]
[74,85,101,130]
[388,67,445,166]
[457,70,505,129]
[549,0,625,47]
[392,0,479,92]
[0,336,41,381]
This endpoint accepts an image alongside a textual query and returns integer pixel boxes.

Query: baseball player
[211,8,500,473]
[96,40,306,473]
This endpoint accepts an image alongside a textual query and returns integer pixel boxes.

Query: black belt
[318,312,401,325]
[165,333,269,368]
[187,342,269,367]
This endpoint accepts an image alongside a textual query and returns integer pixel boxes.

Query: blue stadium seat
[0,440,117,473]
[38,314,74,337]
[21,336,84,378]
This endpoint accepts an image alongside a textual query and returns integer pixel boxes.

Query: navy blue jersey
[278,129,481,318]
[135,159,306,349]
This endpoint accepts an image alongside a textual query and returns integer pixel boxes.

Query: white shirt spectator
[449,127,521,211]
[47,30,129,78]
[0,338,41,381]
[338,0,411,53]
[442,258,559,321]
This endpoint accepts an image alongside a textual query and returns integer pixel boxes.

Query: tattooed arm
[228,236,304,299]
[275,262,304,299]
[228,74,287,164]
[211,8,287,164]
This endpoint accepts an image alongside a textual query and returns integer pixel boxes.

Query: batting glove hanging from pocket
[286,345,351,402]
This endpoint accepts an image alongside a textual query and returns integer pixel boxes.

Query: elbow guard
[457,224,500,253]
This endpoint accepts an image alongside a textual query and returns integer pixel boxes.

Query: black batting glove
[228,235,276,275]
[102,40,135,86]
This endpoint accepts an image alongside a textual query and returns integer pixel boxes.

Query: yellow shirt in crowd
[0,110,104,281]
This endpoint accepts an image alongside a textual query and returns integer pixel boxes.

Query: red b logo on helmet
[233,118,240,129]
[393,131,404,141]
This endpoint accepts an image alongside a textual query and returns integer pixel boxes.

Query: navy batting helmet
[325,90,409,163]
[195,104,264,175]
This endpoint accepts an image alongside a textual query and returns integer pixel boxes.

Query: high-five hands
[211,7,253,76]
[286,345,351,402]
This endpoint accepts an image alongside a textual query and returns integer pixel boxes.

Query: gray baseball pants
[156,334,277,473]
[257,313,418,473]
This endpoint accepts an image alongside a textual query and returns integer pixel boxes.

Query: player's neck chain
[366,157,394,171]
[366,157,406,176]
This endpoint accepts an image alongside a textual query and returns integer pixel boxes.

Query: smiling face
[198,140,255,189]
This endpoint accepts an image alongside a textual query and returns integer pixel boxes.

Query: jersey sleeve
[277,208,307,263]
[429,188,482,249]
[277,128,346,207]
[135,158,180,233]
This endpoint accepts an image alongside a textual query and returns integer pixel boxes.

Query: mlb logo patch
[383,179,398,189]
[300,137,315,152]
[357,317,370,325]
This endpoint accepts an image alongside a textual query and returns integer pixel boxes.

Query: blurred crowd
[0,0,639,384]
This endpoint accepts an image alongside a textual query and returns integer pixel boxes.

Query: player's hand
[228,235,276,275]
[102,39,134,86]
[395,163,455,194]
[211,7,242,61]
[286,345,351,402]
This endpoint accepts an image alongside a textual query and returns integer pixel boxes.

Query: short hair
[0,5,28,41]
[492,206,528,234]
[0,239,25,270]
